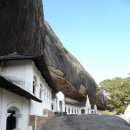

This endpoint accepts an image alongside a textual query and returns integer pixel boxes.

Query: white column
[67,106,69,114]
[13,114,22,130]
[55,98,57,112]
[0,113,2,130]
[94,105,97,114]
[1,113,7,130]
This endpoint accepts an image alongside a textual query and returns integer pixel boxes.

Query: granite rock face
[0,0,105,108]
[44,22,98,102]
[0,0,45,55]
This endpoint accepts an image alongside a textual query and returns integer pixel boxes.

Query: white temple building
[0,54,98,130]
[0,54,53,130]
[52,91,97,116]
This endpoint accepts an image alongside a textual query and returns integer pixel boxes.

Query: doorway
[6,110,16,130]
[6,106,20,130]
[81,109,85,114]
[59,101,63,112]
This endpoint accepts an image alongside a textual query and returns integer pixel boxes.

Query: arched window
[65,107,66,112]
[33,82,35,94]
[51,103,54,110]
[81,109,85,114]
[33,76,37,95]
[59,101,63,112]
[7,106,20,130]
[43,89,46,101]
[39,84,42,99]
[68,108,70,113]
[44,89,46,102]
[46,92,48,103]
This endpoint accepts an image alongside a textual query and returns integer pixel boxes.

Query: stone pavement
[43,115,130,130]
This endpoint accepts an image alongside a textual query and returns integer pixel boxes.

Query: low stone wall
[29,115,46,130]
[29,110,54,130]
[48,109,54,118]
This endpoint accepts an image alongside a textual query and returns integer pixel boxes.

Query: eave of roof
[65,101,85,107]
[0,53,42,60]
[0,53,55,90]
[0,76,42,102]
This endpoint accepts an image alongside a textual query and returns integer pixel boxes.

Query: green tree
[99,77,130,114]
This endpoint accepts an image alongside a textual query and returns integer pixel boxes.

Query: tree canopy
[99,76,130,114]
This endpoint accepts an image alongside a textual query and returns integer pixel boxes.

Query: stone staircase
[43,115,130,130]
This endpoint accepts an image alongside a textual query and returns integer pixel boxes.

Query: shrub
[102,110,111,115]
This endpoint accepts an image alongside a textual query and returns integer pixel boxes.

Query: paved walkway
[43,115,130,130]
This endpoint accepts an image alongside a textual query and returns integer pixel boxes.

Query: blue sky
[43,0,130,84]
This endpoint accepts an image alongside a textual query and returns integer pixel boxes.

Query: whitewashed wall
[0,60,52,116]
[30,62,52,116]
[0,59,53,130]
[0,88,32,130]
[65,103,92,115]
[65,97,82,115]
[53,92,93,115]
[65,104,82,115]
[0,60,33,94]
[124,104,130,124]
[65,96,92,115]
[52,91,65,113]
